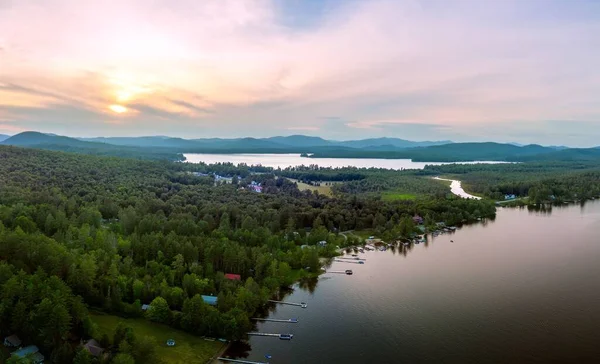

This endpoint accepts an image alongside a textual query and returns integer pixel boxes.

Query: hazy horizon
[2,0,599,146]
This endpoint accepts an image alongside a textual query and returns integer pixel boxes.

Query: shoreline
[208,342,230,364]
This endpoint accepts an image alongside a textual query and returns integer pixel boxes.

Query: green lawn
[286,178,337,196]
[91,312,225,364]
[381,191,417,201]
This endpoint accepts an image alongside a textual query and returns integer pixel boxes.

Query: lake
[183,153,507,170]
[224,200,600,363]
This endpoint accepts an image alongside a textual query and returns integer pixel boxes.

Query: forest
[0,146,496,363]
[420,162,600,202]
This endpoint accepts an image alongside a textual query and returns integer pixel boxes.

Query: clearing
[381,191,417,201]
[286,178,338,196]
[91,312,225,364]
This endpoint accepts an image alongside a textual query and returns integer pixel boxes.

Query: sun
[109,104,128,113]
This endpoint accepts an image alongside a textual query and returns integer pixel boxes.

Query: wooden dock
[248,332,281,337]
[217,358,269,364]
[252,318,298,323]
[268,300,307,308]
[334,259,364,264]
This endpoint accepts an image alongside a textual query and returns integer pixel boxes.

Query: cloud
[286,126,320,131]
[0,0,599,145]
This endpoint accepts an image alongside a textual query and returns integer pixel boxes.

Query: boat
[289,318,298,323]
[351,254,358,257]
[358,261,365,264]
[345,270,353,275]
[279,334,294,340]
[300,302,307,308]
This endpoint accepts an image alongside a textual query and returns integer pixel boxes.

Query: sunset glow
[109,105,128,114]
[0,0,599,145]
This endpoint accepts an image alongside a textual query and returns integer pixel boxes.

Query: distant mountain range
[81,134,452,150]
[2,131,600,162]
[0,132,184,161]
[0,134,10,142]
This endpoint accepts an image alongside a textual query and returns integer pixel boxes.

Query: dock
[248,332,294,340]
[217,358,269,364]
[268,300,307,308]
[325,270,353,275]
[252,318,298,323]
[248,332,281,337]
[333,259,364,264]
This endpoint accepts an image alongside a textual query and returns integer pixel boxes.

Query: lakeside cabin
[4,334,21,347]
[201,295,218,306]
[224,273,241,281]
[413,215,424,225]
[12,345,44,363]
[83,339,105,358]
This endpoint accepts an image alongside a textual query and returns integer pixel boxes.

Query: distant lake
[183,153,508,170]
[225,200,600,363]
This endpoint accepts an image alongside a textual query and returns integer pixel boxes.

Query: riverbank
[433,177,482,199]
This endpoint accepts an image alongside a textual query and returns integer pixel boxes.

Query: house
[83,339,105,357]
[413,214,424,224]
[192,172,209,177]
[4,334,21,347]
[248,181,263,193]
[201,295,218,306]
[224,273,241,281]
[504,194,516,200]
[317,240,327,247]
[12,345,40,359]
[141,304,151,311]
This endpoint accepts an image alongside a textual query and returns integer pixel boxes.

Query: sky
[1,0,599,146]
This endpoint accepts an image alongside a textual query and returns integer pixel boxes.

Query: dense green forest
[420,162,600,202]
[0,146,496,363]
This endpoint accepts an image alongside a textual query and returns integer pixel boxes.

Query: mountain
[0,134,10,142]
[2,132,183,161]
[336,137,451,149]
[83,136,201,149]
[308,142,561,162]
[264,135,333,147]
[80,134,450,150]
[513,148,600,162]
[4,131,95,147]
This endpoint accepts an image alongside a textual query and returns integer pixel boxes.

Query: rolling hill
[81,134,451,150]
[2,132,183,161]
[0,134,10,142]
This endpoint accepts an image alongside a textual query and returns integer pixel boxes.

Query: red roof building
[225,273,241,281]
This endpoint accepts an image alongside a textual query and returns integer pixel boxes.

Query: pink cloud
[0,0,599,144]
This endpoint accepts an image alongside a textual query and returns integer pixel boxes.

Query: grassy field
[91,312,225,364]
[381,191,417,201]
[286,178,337,196]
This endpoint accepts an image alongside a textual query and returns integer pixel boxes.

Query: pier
[217,358,269,364]
[268,300,307,308]
[326,269,353,275]
[252,318,298,323]
[334,259,364,264]
[248,332,282,337]
[248,332,294,340]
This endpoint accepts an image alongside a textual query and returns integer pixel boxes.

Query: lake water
[184,153,506,170]
[225,200,600,363]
